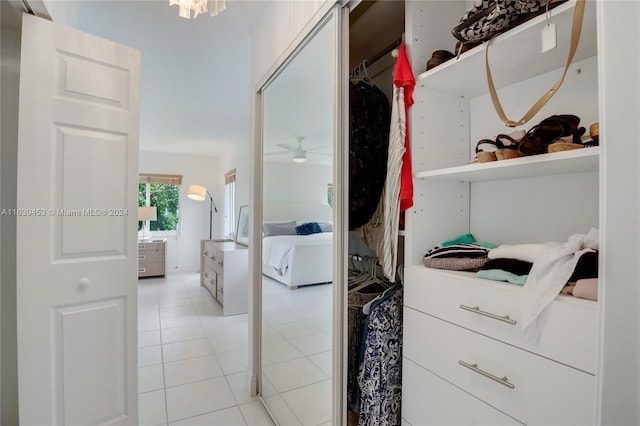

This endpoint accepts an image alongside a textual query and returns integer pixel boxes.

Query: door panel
[17,13,140,425]
[57,298,126,425]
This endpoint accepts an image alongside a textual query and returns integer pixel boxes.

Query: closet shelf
[414,146,598,182]
[415,0,597,98]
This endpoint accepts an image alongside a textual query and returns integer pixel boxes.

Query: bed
[261,202,334,289]
[262,232,333,289]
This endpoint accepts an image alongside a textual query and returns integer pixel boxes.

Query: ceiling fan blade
[305,145,331,152]
[276,143,296,151]
[264,151,289,156]
[308,152,333,157]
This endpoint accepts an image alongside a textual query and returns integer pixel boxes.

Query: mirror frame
[250,2,348,424]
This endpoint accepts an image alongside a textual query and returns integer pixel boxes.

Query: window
[327,183,334,208]
[223,169,236,238]
[139,174,182,235]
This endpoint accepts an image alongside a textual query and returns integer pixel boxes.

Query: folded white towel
[521,228,599,340]
[488,242,560,263]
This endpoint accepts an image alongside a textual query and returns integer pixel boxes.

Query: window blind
[139,173,183,185]
[224,169,236,184]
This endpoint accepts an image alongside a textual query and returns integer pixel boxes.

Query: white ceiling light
[169,0,227,19]
[293,151,307,163]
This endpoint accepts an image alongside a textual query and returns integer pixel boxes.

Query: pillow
[317,221,333,232]
[295,222,322,235]
[263,221,297,237]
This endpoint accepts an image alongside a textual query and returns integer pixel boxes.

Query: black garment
[482,258,534,276]
[349,81,391,230]
[568,251,599,282]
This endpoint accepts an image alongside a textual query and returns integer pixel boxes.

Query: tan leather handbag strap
[485,0,586,127]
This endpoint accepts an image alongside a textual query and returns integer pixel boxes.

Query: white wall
[263,162,332,205]
[139,151,224,273]
[0,2,22,423]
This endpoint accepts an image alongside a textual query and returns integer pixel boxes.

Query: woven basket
[424,256,488,271]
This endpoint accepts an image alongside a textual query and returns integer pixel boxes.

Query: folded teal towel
[442,233,497,249]
[477,269,527,286]
[443,233,475,246]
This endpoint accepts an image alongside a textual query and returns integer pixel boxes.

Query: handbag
[486,0,586,127]
[452,0,562,45]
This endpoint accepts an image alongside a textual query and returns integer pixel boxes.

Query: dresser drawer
[138,242,165,252]
[404,308,596,426]
[402,358,520,426]
[203,268,217,295]
[138,250,164,263]
[138,261,165,278]
[405,266,597,373]
[216,276,223,303]
[203,244,224,276]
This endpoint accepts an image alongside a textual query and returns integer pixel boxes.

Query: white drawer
[405,266,597,373]
[402,358,520,426]
[404,308,596,426]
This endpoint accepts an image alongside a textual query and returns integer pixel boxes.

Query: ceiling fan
[266,136,330,163]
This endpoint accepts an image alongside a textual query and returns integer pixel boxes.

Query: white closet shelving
[401,1,601,424]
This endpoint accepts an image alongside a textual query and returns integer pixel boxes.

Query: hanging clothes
[360,42,414,281]
[394,42,416,217]
[360,81,406,282]
[357,284,403,426]
[349,79,391,230]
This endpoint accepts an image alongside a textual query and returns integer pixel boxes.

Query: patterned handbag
[452,0,561,45]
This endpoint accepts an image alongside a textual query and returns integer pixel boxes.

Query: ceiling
[52,0,269,157]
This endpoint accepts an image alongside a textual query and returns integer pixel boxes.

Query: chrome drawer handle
[459,304,517,325]
[458,360,515,389]
[202,251,208,256]
[139,245,146,250]
[210,255,216,261]
[138,268,146,273]
[203,272,208,278]
[138,254,146,260]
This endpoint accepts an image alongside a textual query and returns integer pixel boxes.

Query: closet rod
[366,36,402,66]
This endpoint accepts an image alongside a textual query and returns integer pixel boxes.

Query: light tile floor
[137,272,274,426]
[260,277,333,426]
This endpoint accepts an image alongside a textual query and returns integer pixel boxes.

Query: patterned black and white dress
[357,285,403,426]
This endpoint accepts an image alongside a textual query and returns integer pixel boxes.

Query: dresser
[138,240,166,278]
[200,240,248,316]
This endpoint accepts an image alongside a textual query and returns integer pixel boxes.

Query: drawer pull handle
[458,360,515,389]
[202,251,209,257]
[459,304,517,325]
[139,245,146,250]
[138,255,146,260]
[138,268,146,273]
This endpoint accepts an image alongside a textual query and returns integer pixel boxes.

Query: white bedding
[262,232,333,287]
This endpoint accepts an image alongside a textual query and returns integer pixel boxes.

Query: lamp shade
[187,184,207,201]
[138,206,157,221]
[293,152,306,163]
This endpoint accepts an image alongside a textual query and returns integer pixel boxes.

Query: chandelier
[169,0,228,19]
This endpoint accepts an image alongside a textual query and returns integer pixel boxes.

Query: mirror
[259,13,336,425]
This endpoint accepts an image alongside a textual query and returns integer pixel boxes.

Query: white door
[16,13,140,425]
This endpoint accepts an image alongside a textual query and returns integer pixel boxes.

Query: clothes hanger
[349,60,374,86]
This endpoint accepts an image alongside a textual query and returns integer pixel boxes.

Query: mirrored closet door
[256,6,344,425]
